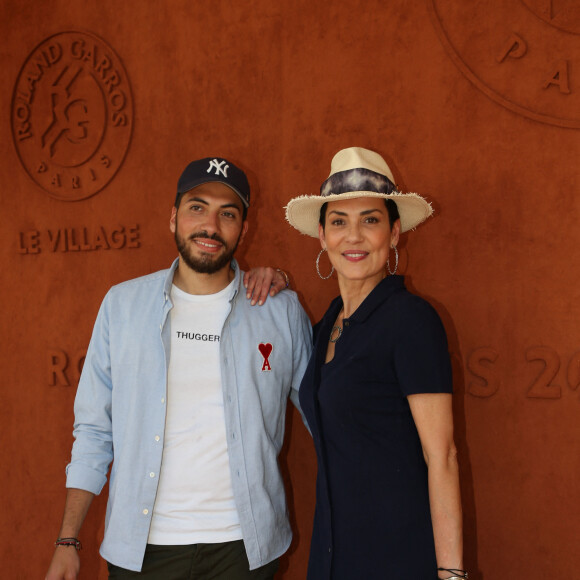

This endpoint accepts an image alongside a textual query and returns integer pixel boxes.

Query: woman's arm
[408,393,464,579]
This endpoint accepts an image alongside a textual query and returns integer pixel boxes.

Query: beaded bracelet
[55,537,82,550]
[437,568,468,579]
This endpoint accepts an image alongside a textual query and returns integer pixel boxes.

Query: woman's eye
[331,219,344,226]
[365,216,379,224]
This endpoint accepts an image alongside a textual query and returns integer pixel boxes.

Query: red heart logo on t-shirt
[258,343,273,371]
[258,343,273,359]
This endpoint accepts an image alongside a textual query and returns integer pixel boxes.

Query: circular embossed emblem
[11,31,133,200]
[428,0,580,128]
[520,0,580,35]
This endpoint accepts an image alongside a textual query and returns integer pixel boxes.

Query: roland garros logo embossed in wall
[11,31,133,200]
[428,0,580,129]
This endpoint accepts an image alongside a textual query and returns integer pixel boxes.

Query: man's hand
[243,267,289,306]
[45,546,80,580]
[45,489,94,580]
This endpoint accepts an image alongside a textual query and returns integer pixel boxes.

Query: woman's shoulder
[388,286,445,329]
[390,286,434,308]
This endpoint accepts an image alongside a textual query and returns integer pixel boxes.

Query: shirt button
[143,509,149,515]
[159,324,162,330]
[149,472,155,478]
[154,435,160,442]
[344,321,349,327]
[232,433,236,440]
[161,397,165,404]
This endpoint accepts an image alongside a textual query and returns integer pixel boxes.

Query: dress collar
[330,275,406,325]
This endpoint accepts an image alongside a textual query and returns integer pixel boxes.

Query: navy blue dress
[299,275,452,579]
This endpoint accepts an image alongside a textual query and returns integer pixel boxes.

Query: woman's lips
[342,250,368,262]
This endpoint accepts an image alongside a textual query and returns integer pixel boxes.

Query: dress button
[344,321,349,327]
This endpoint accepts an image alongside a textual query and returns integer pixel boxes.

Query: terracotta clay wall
[1,0,579,577]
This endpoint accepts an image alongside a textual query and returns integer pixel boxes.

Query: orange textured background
[1,1,579,578]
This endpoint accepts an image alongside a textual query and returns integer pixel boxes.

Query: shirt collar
[163,258,180,299]
[163,257,241,302]
[229,259,241,302]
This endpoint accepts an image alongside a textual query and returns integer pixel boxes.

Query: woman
[285,147,465,580]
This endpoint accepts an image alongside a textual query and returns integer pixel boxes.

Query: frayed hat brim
[285,190,433,237]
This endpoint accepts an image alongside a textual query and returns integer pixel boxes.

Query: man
[45,157,312,579]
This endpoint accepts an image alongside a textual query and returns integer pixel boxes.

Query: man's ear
[237,221,249,245]
[169,206,177,234]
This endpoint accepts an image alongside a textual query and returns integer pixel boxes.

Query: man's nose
[202,211,220,234]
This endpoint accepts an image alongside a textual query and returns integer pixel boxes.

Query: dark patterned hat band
[320,167,397,197]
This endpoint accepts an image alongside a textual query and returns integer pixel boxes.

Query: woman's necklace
[329,309,344,343]
[329,325,342,343]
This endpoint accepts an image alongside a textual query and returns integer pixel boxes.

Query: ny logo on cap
[207,158,229,178]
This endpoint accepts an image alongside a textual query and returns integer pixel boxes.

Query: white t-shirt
[148,281,242,544]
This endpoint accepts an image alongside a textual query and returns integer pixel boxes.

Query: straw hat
[285,147,433,237]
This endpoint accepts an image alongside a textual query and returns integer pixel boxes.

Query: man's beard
[174,226,241,274]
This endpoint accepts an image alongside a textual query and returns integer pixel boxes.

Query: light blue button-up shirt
[66,258,312,571]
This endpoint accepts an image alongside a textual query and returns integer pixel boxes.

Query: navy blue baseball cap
[176,157,250,207]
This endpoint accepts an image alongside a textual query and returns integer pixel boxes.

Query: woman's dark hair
[319,198,400,230]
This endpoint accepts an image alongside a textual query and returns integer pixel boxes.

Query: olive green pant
[107,540,279,580]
